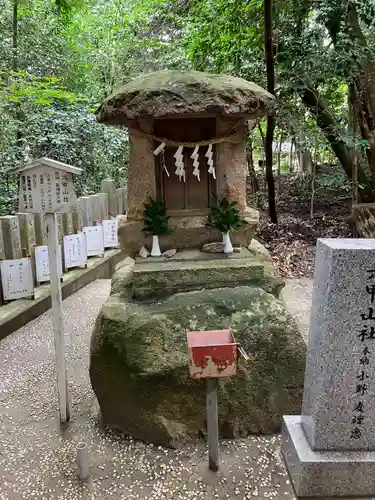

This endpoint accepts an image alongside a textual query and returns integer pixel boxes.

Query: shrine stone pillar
[127,119,156,220]
[216,117,248,213]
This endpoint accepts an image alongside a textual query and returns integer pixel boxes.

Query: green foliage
[206,196,245,234]
[143,198,172,236]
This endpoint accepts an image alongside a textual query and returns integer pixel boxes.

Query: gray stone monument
[78,196,93,227]
[0,222,5,260]
[0,215,22,259]
[63,212,74,235]
[34,213,48,246]
[16,213,37,255]
[97,192,109,220]
[101,179,117,217]
[282,238,375,498]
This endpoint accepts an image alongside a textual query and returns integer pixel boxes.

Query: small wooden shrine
[96,70,274,254]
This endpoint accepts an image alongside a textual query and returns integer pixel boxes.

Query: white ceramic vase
[151,234,162,257]
[222,232,233,254]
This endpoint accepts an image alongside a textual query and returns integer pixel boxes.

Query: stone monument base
[282,415,375,498]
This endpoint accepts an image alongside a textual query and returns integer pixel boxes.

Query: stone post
[97,193,109,220]
[216,118,248,212]
[101,179,117,217]
[63,213,74,236]
[56,213,64,243]
[77,196,93,227]
[89,194,103,224]
[116,188,125,215]
[0,215,22,259]
[128,119,156,219]
[0,222,5,260]
[16,213,36,255]
[282,238,375,498]
[34,214,48,246]
[73,198,84,232]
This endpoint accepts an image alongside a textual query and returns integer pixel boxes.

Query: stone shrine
[282,238,375,497]
[96,70,274,255]
[90,70,306,448]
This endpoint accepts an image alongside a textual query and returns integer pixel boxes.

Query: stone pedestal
[282,238,375,497]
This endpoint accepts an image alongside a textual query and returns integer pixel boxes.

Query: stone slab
[302,238,375,451]
[282,415,375,498]
[132,256,264,299]
[0,215,22,259]
[134,248,252,264]
[0,249,123,341]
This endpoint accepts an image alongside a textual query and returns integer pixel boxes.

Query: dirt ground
[253,176,352,278]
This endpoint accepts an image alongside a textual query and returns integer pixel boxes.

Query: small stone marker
[0,220,6,260]
[56,213,65,243]
[282,238,375,498]
[63,213,74,236]
[116,187,127,215]
[101,179,117,217]
[96,193,109,221]
[89,194,103,224]
[73,198,85,232]
[34,213,48,245]
[0,215,22,259]
[78,196,93,227]
[16,213,37,255]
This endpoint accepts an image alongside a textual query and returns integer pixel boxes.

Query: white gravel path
[0,278,317,500]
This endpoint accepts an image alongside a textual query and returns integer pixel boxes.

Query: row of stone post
[0,180,126,260]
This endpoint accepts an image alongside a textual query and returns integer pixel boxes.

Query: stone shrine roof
[95,70,274,125]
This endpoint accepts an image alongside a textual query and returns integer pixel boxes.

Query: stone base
[118,207,259,258]
[131,248,284,300]
[282,415,375,498]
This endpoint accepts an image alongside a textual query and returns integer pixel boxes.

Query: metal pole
[206,378,219,471]
[76,442,90,481]
[46,212,70,423]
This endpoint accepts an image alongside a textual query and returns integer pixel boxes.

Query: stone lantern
[96,70,274,255]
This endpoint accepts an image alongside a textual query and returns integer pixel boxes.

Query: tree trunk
[264,0,277,222]
[322,2,375,201]
[299,80,374,202]
[277,133,283,176]
[12,0,18,71]
[289,138,295,172]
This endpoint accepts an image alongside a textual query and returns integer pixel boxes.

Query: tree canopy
[1,0,375,213]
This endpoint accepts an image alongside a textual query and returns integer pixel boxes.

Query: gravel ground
[0,279,310,500]
[281,278,313,344]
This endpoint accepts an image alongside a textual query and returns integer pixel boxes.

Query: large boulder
[90,286,306,447]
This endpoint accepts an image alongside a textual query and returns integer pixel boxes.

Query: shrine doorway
[154,118,217,215]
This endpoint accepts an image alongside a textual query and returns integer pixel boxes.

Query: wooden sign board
[18,158,82,214]
[0,258,34,300]
[35,245,63,283]
[103,219,119,248]
[63,233,88,269]
[83,226,104,257]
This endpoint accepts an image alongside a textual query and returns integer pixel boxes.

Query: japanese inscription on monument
[351,269,375,439]
[18,158,81,214]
